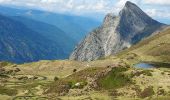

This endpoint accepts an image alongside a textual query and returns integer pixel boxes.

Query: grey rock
[70,1,167,61]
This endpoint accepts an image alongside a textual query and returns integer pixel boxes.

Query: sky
[0,0,170,24]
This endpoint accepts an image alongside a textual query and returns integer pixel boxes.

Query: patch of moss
[0,74,9,78]
[13,96,49,100]
[150,62,170,68]
[108,89,121,97]
[46,67,105,94]
[0,62,10,67]
[131,70,153,77]
[12,81,49,90]
[157,88,166,96]
[140,86,154,98]
[0,86,17,96]
[147,44,170,58]
[97,67,131,90]
[54,76,59,81]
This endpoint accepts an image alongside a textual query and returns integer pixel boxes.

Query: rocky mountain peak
[125,1,137,8]
[104,13,115,21]
[103,13,118,27]
[70,1,167,61]
[118,1,165,43]
[120,1,145,17]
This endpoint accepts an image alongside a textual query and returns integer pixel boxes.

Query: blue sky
[0,0,170,24]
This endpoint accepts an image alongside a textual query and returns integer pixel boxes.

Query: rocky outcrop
[70,1,167,61]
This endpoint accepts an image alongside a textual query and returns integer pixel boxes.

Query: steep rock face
[70,1,167,61]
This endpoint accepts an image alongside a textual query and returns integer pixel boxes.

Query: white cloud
[0,0,169,20]
[40,0,59,3]
[146,9,170,18]
[145,9,157,17]
[0,0,12,3]
[115,0,139,8]
[143,0,170,5]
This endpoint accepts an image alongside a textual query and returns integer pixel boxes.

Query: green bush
[54,76,59,81]
[109,89,120,97]
[97,67,131,90]
[0,86,17,96]
[142,70,153,76]
[0,62,9,67]
[157,89,166,95]
[14,68,21,72]
[131,70,153,77]
[140,86,154,98]
[73,69,77,72]
[0,74,9,78]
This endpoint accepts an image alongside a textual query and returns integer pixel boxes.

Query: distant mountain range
[0,14,71,63]
[0,5,100,63]
[0,6,101,42]
[70,1,168,61]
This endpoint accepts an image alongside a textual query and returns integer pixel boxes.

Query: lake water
[134,63,155,68]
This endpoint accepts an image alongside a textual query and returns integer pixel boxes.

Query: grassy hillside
[117,27,170,66]
[0,28,170,100]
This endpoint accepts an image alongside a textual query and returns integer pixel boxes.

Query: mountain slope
[0,14,72,63]
[24,12,100,42]
[12,16,75,51]
[1,28,170,100]
[118,27,170,63]
[0,5,101,42]
[70,1,167,61]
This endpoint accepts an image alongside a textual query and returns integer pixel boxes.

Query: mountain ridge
[0,14,73,63]
[70,1,168,61]
[0,5,101,42]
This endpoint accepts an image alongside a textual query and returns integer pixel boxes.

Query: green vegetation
[47,67,104,94]
[0,74,9,78]
[0,86,17,96]
[13,96,48,100]
[150,62,170,68]
[139,86,155,98]
[157,88,166,95]
[131,70,153,77]
[73,69,77,72]
[0,28,170,99]
[0,62,10,67]
[54,76,59,81]
[12,81,49,90]
[117,28,170,65]
[97,67,131,90]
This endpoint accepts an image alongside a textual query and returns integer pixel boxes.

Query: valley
[0,1,169,100]
[0,27,170,100]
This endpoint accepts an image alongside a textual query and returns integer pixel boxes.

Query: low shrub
[54,76,59,81]
[109,89,121,97]
[140,86,154,98]
[158,89,166,95]
[0,86,17,96]
[131,70,153,77]
[73,69,77,72]
[14,68,21,72]
[0,62,9,67]
[97,67,131,90]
